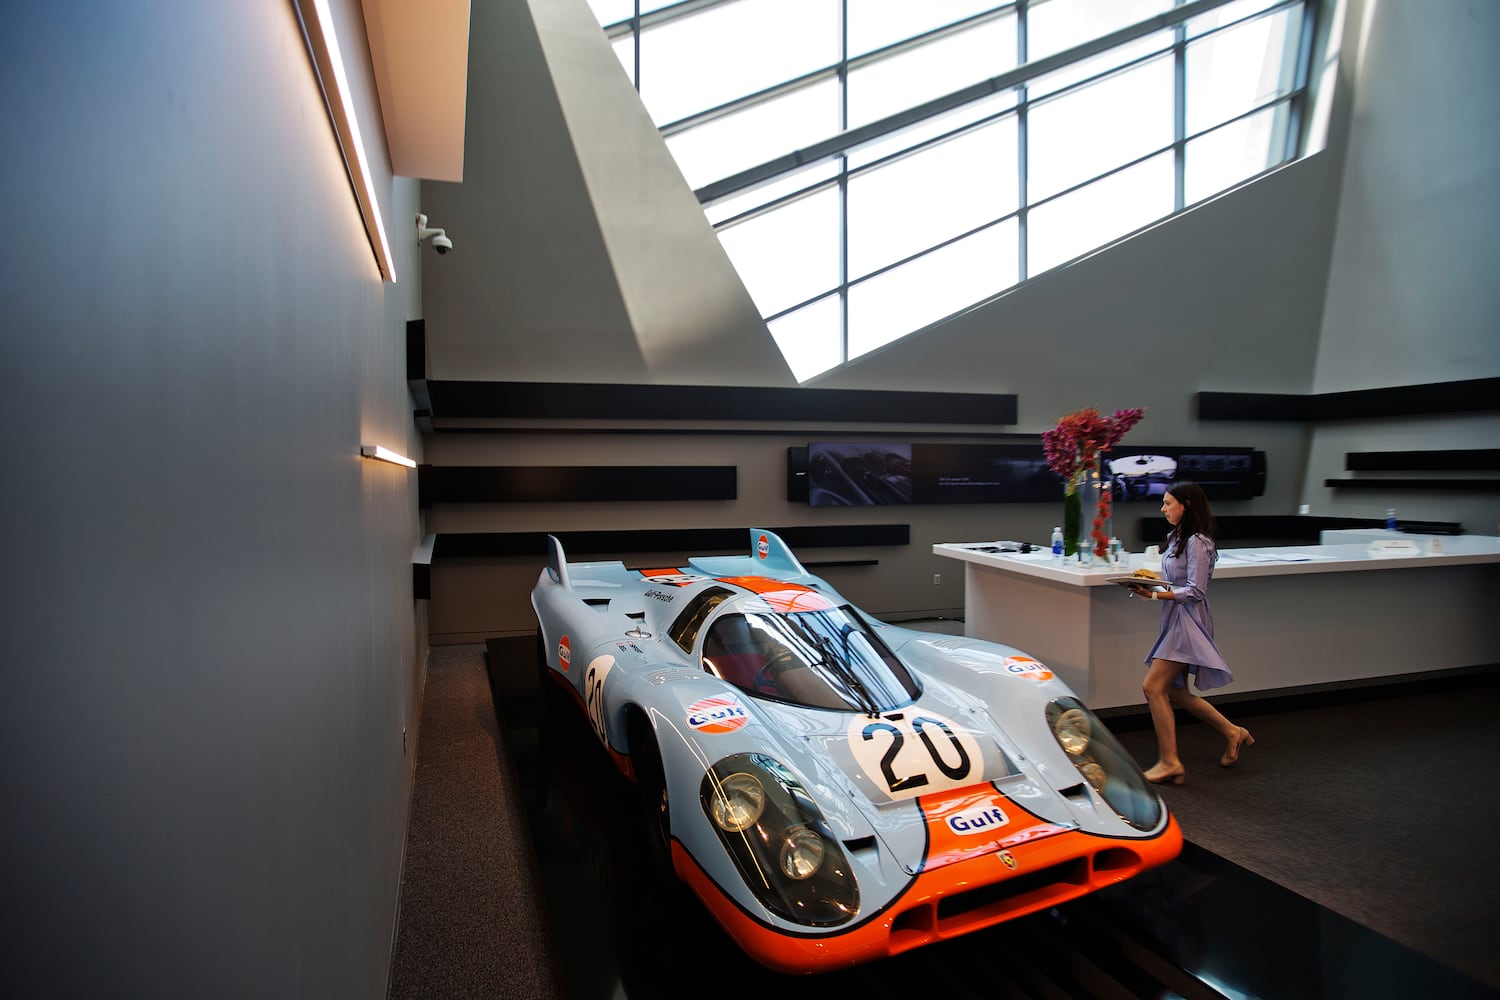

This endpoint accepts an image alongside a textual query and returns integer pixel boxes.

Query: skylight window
[594,0,1313,381]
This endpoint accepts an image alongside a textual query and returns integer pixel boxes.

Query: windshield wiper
[777,614,879,716]
[809,627,883,718]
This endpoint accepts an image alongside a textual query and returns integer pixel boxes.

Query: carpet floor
[1108,675,1500,992]
[387,645,564,999]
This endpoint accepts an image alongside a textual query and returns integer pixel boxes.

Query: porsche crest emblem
[998,850,1018,870]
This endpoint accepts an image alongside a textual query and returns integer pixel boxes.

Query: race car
[530,528,1182,974]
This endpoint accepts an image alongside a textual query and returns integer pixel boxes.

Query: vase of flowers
[1043,406,1145,558]
[1089,460,1113,559]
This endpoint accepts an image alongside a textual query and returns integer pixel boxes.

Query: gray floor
[1109,682,1500,993]
[387,645,564,1000]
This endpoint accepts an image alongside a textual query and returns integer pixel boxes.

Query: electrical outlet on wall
[933,573,941,585]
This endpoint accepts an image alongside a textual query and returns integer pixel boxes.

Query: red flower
[1042,407,1146,490]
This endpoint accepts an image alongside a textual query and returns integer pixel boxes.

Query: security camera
[416,213,454,255]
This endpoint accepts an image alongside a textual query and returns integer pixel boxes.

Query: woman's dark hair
[1165,480,1217,557]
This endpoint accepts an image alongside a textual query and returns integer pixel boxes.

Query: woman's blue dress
[1143,532,1233,690]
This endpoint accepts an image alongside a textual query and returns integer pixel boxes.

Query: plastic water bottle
[1051,526,1064,561]
[1386,507,1398,532]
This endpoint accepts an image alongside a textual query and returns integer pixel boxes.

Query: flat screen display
[792,443,1262,505]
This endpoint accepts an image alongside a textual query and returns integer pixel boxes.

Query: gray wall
[418,0,792,384]
[419,0,1494,642]
[2,2,425,996]
[1305,0,1500,527]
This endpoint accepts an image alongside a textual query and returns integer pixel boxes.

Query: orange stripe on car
[916,787,1073,870]
[715,576,834,613]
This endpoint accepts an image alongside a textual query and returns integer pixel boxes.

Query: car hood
[750,678,1080,877]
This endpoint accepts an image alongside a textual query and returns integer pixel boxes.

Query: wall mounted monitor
[788,444,1263,505]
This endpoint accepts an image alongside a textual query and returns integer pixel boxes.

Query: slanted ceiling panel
[362,0,470,181]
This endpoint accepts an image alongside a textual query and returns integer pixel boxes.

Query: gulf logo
[686,696,750,735]
[1003,656,1053,681]
[946,801,1009,836]
[557,635,572,672]
[757,534,770,559]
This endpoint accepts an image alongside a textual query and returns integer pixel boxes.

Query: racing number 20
[862,715,972,794]
[583,655,615,747]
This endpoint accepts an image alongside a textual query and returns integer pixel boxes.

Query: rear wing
[544,534,572,589]
[688,528,809,579]
[547,528,810,586]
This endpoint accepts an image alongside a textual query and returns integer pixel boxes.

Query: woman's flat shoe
[1220,727,1255,767]
[1144,764,1185,785]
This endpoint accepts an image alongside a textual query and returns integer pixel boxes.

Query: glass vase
[1062,489,1082,557]
[1092,480,1114,562]
[1073,459,1104,558]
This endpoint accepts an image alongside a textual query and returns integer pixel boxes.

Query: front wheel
[632,724,672,873]
[534,631,572,728]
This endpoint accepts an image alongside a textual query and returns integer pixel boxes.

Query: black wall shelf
[422,379,1017,426]
[1197,377,1500,421]
[1345,449,1500,472]
[418,465,737,508]
[428,524,910,561]
[1322,478,1500,492]
[1323,446,1500,495]
[405,319,1016,427]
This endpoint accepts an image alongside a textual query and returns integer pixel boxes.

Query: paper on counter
[1225,551,1321,563]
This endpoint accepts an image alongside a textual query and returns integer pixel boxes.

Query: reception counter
[932,533,1500,710]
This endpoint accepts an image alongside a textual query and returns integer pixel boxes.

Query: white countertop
[932,533,1500,586]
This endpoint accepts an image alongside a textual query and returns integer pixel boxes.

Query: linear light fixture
[361,445,416,468]
[294,0,397,282]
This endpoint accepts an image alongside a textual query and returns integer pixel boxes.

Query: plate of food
[1111,568,1170,593]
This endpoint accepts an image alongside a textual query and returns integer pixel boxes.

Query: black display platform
[486,638,1497,999]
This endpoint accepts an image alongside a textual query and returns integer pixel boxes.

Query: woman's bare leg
[1168,687,1255,766]
[1142,658,1187,782]
[1167,687,1236,738]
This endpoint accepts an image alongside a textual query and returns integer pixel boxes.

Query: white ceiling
[361,0,471,182]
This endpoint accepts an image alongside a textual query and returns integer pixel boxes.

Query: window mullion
[840,0,856,366]
[1173,13,1186,211]
[1017,0,1030,281]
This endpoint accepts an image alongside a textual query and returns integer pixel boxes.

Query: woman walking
[1131,480,1253,784]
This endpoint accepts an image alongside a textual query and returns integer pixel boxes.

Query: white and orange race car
[531,528,1181,974]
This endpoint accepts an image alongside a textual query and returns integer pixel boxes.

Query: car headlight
[708,772,766,832]
[780,826,825,879]
[1078,761,1108,794]
[1047,698,1163,831]
[700,753,858,926]
[1053,707,1092,756]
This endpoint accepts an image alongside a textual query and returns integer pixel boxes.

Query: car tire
[632,724,672,873]
[534,630,570,727]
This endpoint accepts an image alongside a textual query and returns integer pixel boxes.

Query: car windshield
[701,604,919,713]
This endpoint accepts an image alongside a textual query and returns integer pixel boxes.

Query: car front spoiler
[672,814,1183,974]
